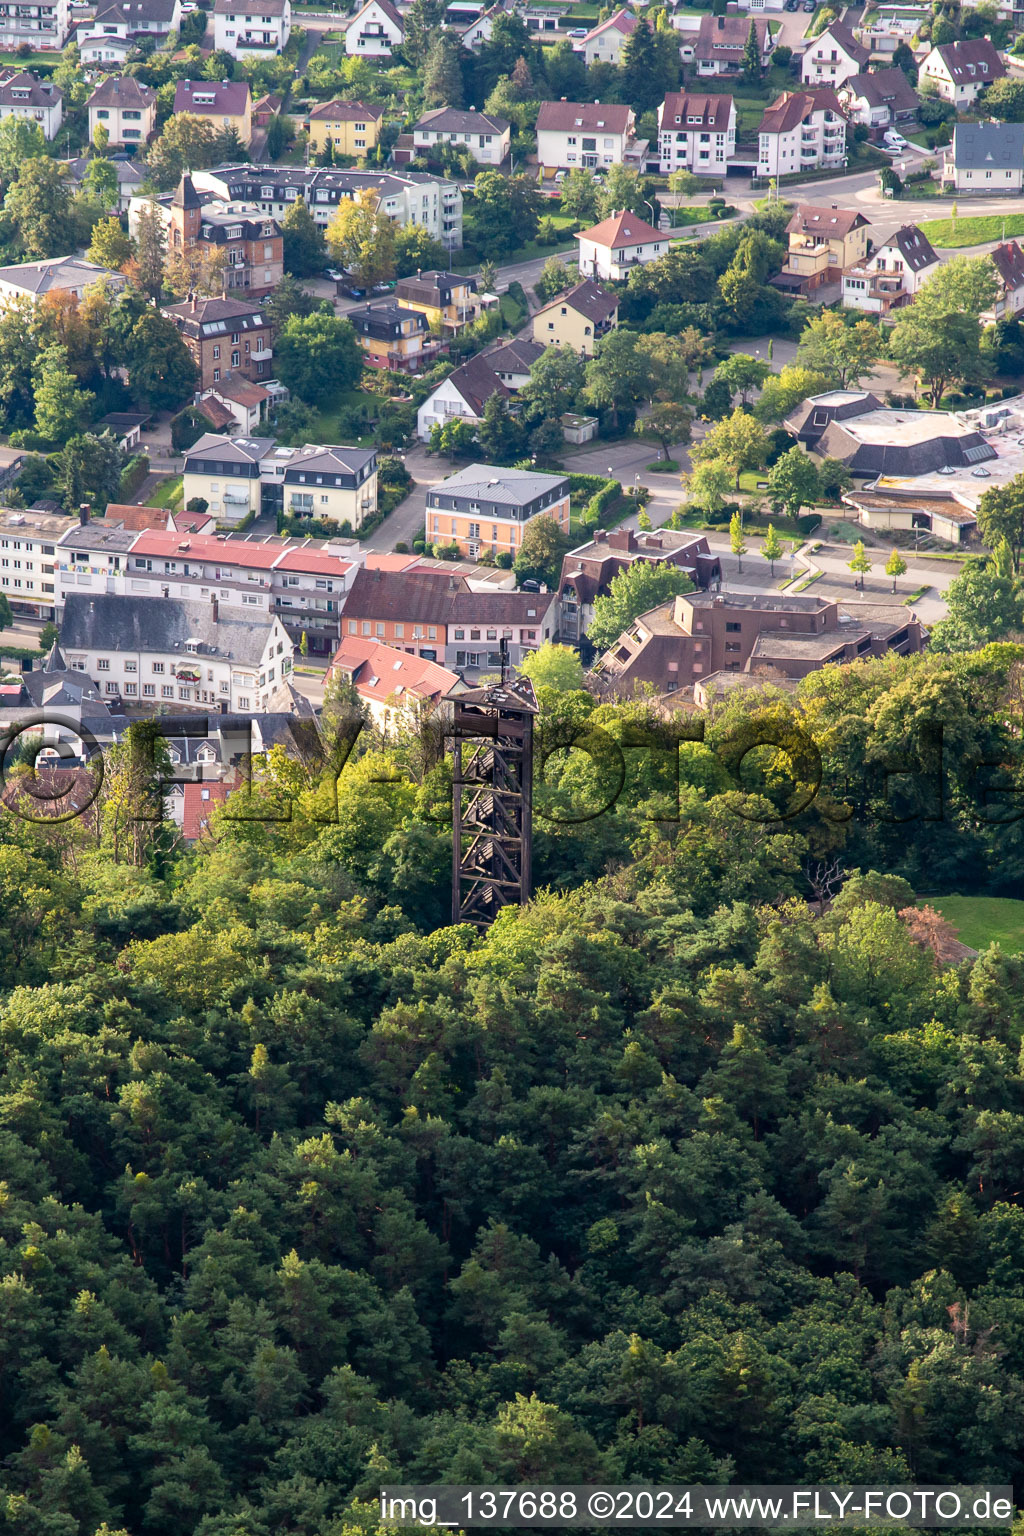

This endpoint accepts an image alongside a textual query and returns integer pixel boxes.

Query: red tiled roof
[307,98,384,123]
[330,635,461,705]
[660,91,734,132]
[576,209,662,250]
[535,99,633,135]
[760,88,845,134]
[583,7,637,42]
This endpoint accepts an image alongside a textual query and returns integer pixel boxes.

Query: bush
[118,453,150,502]
[584,479,622,527]
[171,405,215,453]
[773,43,792,65]
[495,551,513,568]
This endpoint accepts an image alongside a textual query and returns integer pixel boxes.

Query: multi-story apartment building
[557,526,720,644]
[86,74,155,147]
[211,0,291,55]
[60,592,294,713]
[189,165,464,248]
[174,79,253,145]
[0,69,63,139]
[131,175,284,297]
[800,21,868,87]
[941,121,1024,194]
[775,203,870,295]
[532,278,618,356]
[305,99,383,158]
[394,270,479,335]
[343,0,404,55]
[182,434,378,532]
[758,89,847,179]
[163,295,273,388]
[0,506,75,620]
[347,299,437,372]
[656,91,735,177]
[536,100,643,174]
[412,107,510,166]
[426,464,570,561]
[0,0,68,51]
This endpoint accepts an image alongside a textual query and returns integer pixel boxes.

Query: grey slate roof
[949,121,1024,170]
[438,463,569,508]
[882,224,939,274]
[484,337,545,373]
[184,433,274,466]
[61,593,275,665]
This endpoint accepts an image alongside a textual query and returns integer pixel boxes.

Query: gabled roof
[949,120,1024,170]
[209,378,270,408]
[760,88,845,135]
[346,0,404,31]
[787,204,869,240]
[483,336,545,374]
[843,67,918,114]
[415,106,509,134]
[695,12,768,56]
[86,74,154,109]
[808,20,868,64]
[0,70,62,109]
[576,209,662,250]
[991,240,1024,295]
[535,99,633,135]
[436,352,509,417]
[60,593,277,665]
[331,635,462,706]
[659,91,735,132]
[174,79,251,117]
[878,224,938,274]
[307,98,385,123]
[163,295,266,330]
[582,7,637,42]
[535,277,619,324]
[212,0,288,11]
[930,38,1005,83]
[0,256,123,295]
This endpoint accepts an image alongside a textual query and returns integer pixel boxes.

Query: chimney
[211,595,219,621]
[717,13,724,25]
[79,503,90,526]
[190,291,197,311]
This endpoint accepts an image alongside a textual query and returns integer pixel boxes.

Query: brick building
[163,295,274,388]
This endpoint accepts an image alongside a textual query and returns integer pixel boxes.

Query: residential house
[0,69,62,139]
[211,0,291,55]
[800,21,868,87]
[577,7,637,65]
[0,0,69,50]
[190,164,463,248]
[67,154,144,213]
[656,91,736,177]
[305,98,383,158]
[426,463,571,560]
[329,635,464,731]
[347,299,436,372]
[77,8,136,65]
[0,255,126,308]
[339,565,558,671]
[483,337,544,388]
[343,0,404,55]
[416,352,509,441]
[182,433,378,534]
[842,224,940,314]
[693,13,773,77]
[116,0,181,40]
[86,74,155,148]
[59,592,294,713]
[252,92,282,129]
[163,295,274,389]
[0,506,74,620]
[853,9,916,58]
[197,378,271,435]
[758,89,847,178]
[182,433,275,525]
[532,278,619,355]
[942,121,1024,194]
[593,590,926,694]
[173,79,253,146]
[774,203,870,294]
[920,38,1004,106]
[412,107,510,166]
[985,239,1024,324]
[576,209,665,282]
[535,100,645,175]
[394,270,479,334]
[557,526,721,644]
[839,67,919,129]
[133,174,284,298]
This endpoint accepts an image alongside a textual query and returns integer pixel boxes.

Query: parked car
[884,130,908,149]
[567,26,587,36]
[784,0,800,11]
[803,1,816,12]
[554,169,568,182]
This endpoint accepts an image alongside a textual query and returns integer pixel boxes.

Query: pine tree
[423,33,464,110]
[741,20,761,83]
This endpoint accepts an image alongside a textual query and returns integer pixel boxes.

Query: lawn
[918,214,1024,248]
[147,475,183,511]
[304,388,378,446]
[919,894,1024,953]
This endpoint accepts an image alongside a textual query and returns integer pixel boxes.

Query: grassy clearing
[919,894,1024,953]
[147,475,183,511]
[645,459,680,473]
[919,214,1024,248]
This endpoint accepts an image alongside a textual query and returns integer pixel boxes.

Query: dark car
[519,579,542,593]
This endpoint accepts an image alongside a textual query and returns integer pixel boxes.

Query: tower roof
[174,172,202,210]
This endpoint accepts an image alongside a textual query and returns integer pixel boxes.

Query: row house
[426,463,570,561]
[0,69,63,139]
[657,91,736,178]
[86,74,155,148]
[758,89,847,179]
[800,21,868,88]
[774,203,870,295]
[535,100,646,175]
[163,295,273,389]
[412,107,510,166]
[190,164,464,249]
[842,224,940,314]
[347,298,438,372]
[339,565,558,673]
[60,592,293,713]
[174,79,253,146]
[557,526,721,645]
[211,0,291,55]
[305,99,384,158]
[343,0,404,55]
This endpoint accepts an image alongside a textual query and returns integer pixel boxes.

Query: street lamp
[643,198,657,228]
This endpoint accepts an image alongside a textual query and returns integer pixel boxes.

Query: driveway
[365,443,446,550]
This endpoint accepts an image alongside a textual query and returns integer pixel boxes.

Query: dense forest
[3,648,1024,1535]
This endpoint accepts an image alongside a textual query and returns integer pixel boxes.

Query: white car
[884,132,908,149]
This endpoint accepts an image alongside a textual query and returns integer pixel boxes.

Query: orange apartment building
[425,463,571,560]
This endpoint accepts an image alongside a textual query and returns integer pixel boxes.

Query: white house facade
[657,90,736,176]
[211,0,291,56]
[344,0,403,56]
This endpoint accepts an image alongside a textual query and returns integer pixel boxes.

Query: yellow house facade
[532,278,619,357]
[394,270,480,334]
[306,99,384,158]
